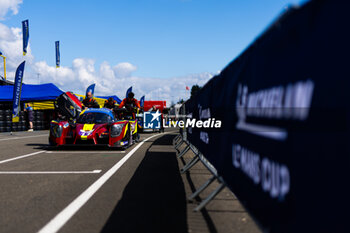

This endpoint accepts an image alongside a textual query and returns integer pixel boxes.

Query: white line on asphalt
[38,133,166,233]
[0,151,45,164]
[0,134,47,142]
[0,170,102,174]
[45,151,125,154]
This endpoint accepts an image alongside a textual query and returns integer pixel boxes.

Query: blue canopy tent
[0,83,63,102]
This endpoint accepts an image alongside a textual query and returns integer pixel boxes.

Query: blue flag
[140,95,145,107]
[22,20,29,56]
[126,86,132,98]
[86,84,95,96]
[12,61,26,123]
[55,41,60,68]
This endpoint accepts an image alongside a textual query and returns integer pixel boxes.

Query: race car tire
[132,132,140,142]
[48,138,58,146]
[122,124,132,149]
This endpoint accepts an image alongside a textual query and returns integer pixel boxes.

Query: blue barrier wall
[183,0,350,232]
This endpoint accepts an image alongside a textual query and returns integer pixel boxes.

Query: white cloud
[29,59,214,106]
[0,0,23,20]
[113,62,137,78]
[0,20,213,106]
[0,22,34,76]
[0,1,214,107]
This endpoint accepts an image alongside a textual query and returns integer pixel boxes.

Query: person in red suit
[119,92,140,119]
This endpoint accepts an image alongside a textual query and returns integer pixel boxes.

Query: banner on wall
[182,1,350,232]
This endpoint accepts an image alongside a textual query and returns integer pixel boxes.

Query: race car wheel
[121,124,132,150]
[48,138,57,146]
[134,132,140,142]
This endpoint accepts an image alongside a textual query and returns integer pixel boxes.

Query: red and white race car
[49,92,139,148]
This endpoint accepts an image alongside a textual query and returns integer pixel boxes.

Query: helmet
[128,92,135,98]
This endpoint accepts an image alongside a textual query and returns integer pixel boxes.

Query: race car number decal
[83,124,95,131]
[79,131,93,136]
[80,124,95,140]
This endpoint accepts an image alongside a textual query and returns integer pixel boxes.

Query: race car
[49,92,139,148]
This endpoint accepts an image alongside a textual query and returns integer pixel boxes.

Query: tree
[191,84,201,98]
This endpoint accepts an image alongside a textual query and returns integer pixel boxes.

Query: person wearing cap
[82,91,100,109]
[119,92,140,119]
[104,97,117,109]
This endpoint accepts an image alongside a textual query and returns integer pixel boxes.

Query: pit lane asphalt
[0,129,179,233]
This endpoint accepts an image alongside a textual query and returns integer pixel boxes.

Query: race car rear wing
[54,92,82,120]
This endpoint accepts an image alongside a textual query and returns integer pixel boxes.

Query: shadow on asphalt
[25,133,167,151]
[179,155,218,233]
[25,144,127,151]
[101,134,188,233]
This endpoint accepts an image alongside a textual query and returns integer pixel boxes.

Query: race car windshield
[77,112,112,124]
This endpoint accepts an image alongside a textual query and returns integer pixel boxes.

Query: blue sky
[3,0,306,79]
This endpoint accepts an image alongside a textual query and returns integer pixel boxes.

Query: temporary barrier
[174,1,350,232]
